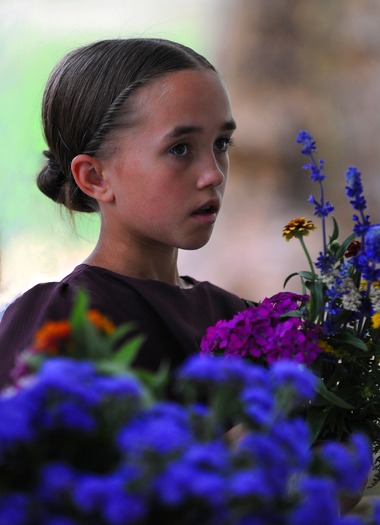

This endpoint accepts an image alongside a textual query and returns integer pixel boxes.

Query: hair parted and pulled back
[36,38,216,212]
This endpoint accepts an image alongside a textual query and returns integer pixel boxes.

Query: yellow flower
[360,279,380,290]
[282,218,317,241]
[318,339,336,355]
[318,339,348,358]
[372,312,380,329]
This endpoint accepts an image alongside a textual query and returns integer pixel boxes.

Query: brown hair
[36,38,216,212]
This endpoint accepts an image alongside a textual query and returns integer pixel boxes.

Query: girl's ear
[71,154,114,203]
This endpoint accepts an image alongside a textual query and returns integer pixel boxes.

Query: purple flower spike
[296,130,317,156]
[345,166,367,212]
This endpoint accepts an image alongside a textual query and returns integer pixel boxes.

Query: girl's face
[99,68,235,251]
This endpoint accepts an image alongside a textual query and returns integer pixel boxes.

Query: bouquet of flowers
[1,292,379,524]
[201,130,380,480]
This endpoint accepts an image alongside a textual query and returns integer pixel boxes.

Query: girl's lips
[191,200,220,223]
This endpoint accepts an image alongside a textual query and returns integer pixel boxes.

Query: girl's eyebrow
[165,119,237,139]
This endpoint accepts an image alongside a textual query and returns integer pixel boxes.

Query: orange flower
[283,218,317,241]
[87,310,116,334]
[33,320,71,354]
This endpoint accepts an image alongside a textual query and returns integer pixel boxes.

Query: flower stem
[299,236,316,279]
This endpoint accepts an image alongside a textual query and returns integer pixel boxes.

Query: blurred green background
[0,0,214,303]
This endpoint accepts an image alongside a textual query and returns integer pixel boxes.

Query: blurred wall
[181,0,380,300]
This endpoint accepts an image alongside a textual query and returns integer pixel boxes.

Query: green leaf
[316,379,354,409]
[69,288,89,327]
[283,270,314,291]
[332,332,369,352]
[335,233,357,260]
[329,216,339,244]
[279,310,303,319]
[134,361,170,400]
[111,334,146,366]
[305,279,324,322]
[306,407,330,442]
[283,272,301,288]
[298,271,315,281]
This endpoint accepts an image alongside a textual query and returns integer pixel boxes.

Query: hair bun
[36,150,66,203]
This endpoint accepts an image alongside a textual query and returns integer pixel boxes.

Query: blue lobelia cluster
[0,354,378,525]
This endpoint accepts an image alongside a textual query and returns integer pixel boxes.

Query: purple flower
[345,167,366,211]
[315,252,335,274]
[200,294,322,366]
[303,159,326,182]
[308,195,334,217]
[297,130,317,155]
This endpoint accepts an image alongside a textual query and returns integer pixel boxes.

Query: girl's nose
[196,157,227,189]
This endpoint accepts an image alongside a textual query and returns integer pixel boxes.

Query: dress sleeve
[0,282,76,389]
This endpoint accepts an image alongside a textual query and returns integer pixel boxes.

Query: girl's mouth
[191,201,220,223]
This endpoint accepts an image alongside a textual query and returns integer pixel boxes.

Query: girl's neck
[84,236,182,286]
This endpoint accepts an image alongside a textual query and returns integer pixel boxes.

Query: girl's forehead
[130,69,232,121]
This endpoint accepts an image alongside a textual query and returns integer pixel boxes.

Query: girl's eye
[214,137,234,152]
[170,143,189,157]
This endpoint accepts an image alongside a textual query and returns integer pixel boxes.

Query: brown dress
[0,264,248,389]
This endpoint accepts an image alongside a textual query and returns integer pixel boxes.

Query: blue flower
[228,470,273,500]
[155,443,227,508]
[240,385,274,426]
[73,471,146,525]
[36,358,100,406]
[40,399,96,433]
[38,462,76,504]
[270,360,317,402]
[0,493,30,525]
[178,354,268,391]
[308,195,334,217]
[177,355,225,384]
[91,374,142,399]
[118,402,191,457]
[319,433,372,493]
[0,390,38,453]
[315,252,335,274]
[345,167,367,211]
[297,130,317,155]
[364,224,380,263]
[40,516,79,525]
[102,492,146,525]
[304,159,326,182]
[289,477,339,525]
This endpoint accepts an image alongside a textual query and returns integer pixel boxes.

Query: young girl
[0,38,248,389]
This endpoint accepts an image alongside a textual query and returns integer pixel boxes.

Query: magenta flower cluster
[201,292,322,365]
